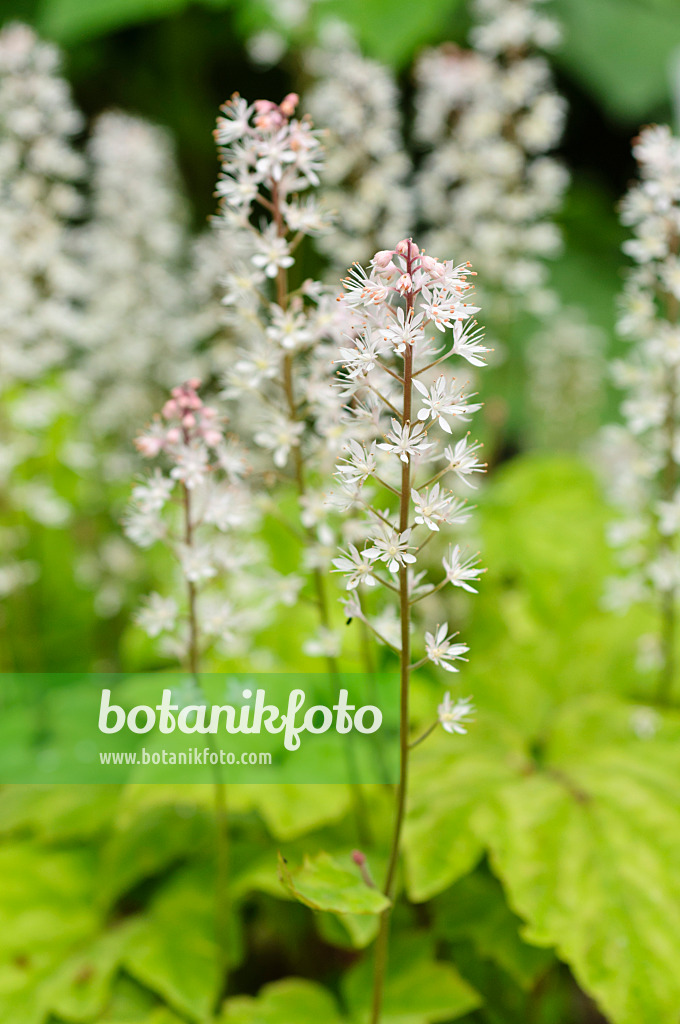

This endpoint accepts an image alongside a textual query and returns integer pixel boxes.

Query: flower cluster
[602,125,680,697]
[0,23,85,595]
[332,239,487,727]
[69,111,212,466]
[126,380,293,664]
[414,0,568,315]
[213,92,353,662]
[304,22,413,270]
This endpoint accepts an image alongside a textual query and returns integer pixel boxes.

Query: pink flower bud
[182,413,196,428]
[166,427,181,445]
[372,249,395,269]
[203,429,223,447]
[162,399,179,419]
[279,93,299,117]
[135,434,163,458]
[396,273,413,294]
[351,849,366,866]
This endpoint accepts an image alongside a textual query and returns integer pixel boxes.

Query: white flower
[378,418,433,463]
[254,414,304,468]
[266,304,312,350]
[414,377,481,433]
[444,434,486,487]
[442,544,484,592]
[336,439,377,484]
[365,527,417,574]
[132,469,174,513]
[412,483,469,531]
[438,692,475,734]
[170,445,210,490]
[303,627,341,659]
[425,623,469,672]
[332,544,377,590]
[251,225,294,278]
[451,320,490,366]
[178,544,217,583]
[135,593,178,637]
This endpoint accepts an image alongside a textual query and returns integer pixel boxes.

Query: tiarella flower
[254,414,305,468]
[131,470,175,513]
[442,544,485,592]
[412,484,469,531]
[414,376,482,433]
[332,544,377,590]
[337,440,378,484]
[425,623,470,672]
[126,381,281,667]
[303,22,413,269]
[135,592,178,637]
[444,434,487,487]
[365,526,417,575]
[601,124,680,699]
[378,419,433,463]
[252,225,295,278]
[438,692,475,734]
[211,92,345,664]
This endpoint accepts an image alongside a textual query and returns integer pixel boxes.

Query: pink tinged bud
[203,429,223,447]
[396,239,419,257]
[352,849,366,866]
[135,435,163,458]
[188,378,202,390]
[373,249,395,269]
[163,399,179,419]
[202,406,217,419]
[397,274,413,294]
[166,427,181,444]
[182,414,196,428]
[279,92,299,117]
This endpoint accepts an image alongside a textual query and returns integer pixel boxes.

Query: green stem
[370,247,415,1024]
[182,484,230,1015]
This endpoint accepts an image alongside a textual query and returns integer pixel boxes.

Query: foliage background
[3,1,680,1023]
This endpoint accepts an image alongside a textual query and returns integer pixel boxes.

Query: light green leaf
[403,718,523,902]
[278,850,389,915]
[219,977,345,1024]
[252,784,352,840]
[481,696,680,1024]
[122,867,232,1022]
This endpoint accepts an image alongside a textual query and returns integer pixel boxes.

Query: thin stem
[370,245,416,1024]
[182,484,230,1017]
[409,720,437,749]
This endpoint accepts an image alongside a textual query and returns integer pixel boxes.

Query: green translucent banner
[0,673,399,784]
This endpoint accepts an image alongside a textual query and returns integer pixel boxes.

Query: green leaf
[480,696,680,1024]
[278,851,390,915]
[553,0,680,121]
[314,0,464,67]
[36,0,189,42]
[403,718,523,902]
[252,784,352,840]
[121,867,233,1021]
[432,870,553,989]
[344,932,481,1024]
[220,977,345,1024]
